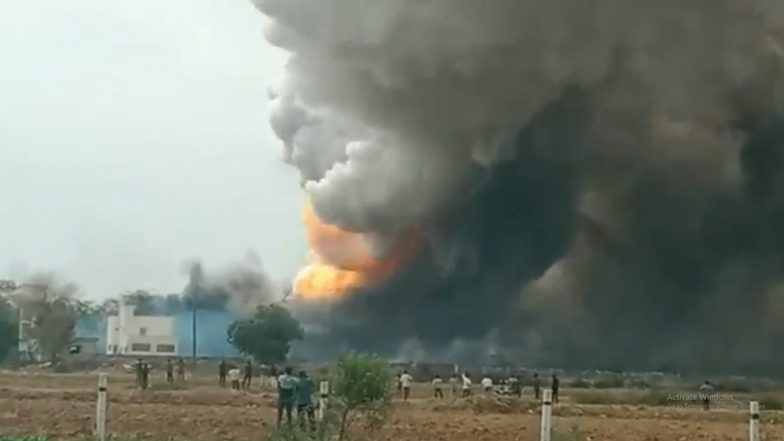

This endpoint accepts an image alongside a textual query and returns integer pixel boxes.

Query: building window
[131,343,151,352]
[156,344,176,353]
[139,327,147,336]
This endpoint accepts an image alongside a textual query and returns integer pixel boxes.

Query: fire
[293,201,420,300]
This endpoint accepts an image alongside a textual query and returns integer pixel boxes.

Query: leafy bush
[332,352,393,441]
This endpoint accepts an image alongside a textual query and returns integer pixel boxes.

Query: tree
[15,276,80,362]
[125,290,157,315]
[163,294,184,315]
[332,353,393,441]
[99,298,119,316]
[227,304,303,364]
[0,296,17,362]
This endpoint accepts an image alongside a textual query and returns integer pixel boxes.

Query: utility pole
[191,298,197,367]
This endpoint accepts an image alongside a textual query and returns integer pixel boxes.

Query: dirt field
[0,370,782,441]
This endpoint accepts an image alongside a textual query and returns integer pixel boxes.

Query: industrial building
[106,297,178,356]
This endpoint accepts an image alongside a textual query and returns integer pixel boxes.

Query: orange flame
[294,201,421,300]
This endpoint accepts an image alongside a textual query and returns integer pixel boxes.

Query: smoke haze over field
[257,0,784,373]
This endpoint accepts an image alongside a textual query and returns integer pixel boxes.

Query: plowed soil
[0,371,781,441]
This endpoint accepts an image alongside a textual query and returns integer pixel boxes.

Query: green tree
[332,353,393,441]
[227,304,303,364]
[0,296,17,362]
[125,290,157,315]
[16,277,80,362]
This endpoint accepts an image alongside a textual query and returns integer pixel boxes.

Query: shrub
[332,352,393,441]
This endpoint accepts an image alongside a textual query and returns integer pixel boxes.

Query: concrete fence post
[95,373,108,441]
[540,388,553,441]
[749,401,760,441]
[318,380,329,422]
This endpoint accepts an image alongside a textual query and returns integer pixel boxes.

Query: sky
[0,0,305,299]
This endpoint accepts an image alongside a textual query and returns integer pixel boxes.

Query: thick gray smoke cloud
[183,255,278,314]
[257,0,784,373]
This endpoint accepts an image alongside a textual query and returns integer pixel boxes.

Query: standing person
[228,366,241,390]
[242,359,253,389]
[176,358,186,382]
[432,375,444,399]
[481,375,493,394]
[218,359,227,388]
[295,370,316,431]
[508,375,522,397]
[395,373,403,399]
[449,374,460,399]
[551,374,560,404]
[141,360,150,390]
[699,380,715,411]
[533,373,541,400]
[166,359,174,384]
[400,370,414,401]
[270,365,279,390]
[277,367,298,428]
[135,358,144,388]
[461,372,473,398]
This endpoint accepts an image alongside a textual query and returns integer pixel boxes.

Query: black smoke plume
[182,257,278,314]
[259,0,784,374]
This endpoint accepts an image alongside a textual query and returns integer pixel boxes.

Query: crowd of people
[395,369,561,402]
[133,358,187,389]
[132,358,317,428]
[132,358,720,428]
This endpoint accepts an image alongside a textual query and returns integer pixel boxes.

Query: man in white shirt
[228,366,241,391]
[461,372,473,398]
[277,367,299,427]
[481,376,493,394]
[400,370,414,401]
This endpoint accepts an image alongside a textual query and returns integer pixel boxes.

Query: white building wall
[106,298,178,357]
[106,316,120,354]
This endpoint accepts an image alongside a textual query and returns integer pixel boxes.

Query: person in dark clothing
[295,370,316,430]
[218,359,227,387]
[242,360,253,389]
[277,367,298,428]
[177,358,186,382]
[432,375,444,399]
[135,358,144,388]
[141,361,150,390]
[533,373,541,400]
[270,365,279,390]
[551,374,560,404]
[166,359,174,383]
[700,380,715,411]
